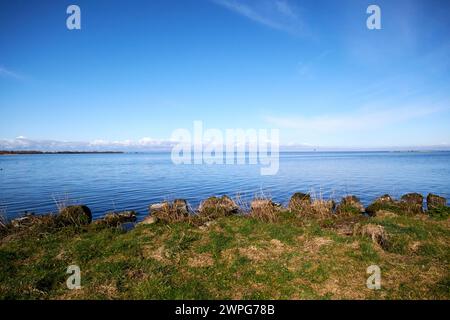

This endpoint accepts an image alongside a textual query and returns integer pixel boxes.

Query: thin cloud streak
[0,66,25,80]
[212,0,304,35]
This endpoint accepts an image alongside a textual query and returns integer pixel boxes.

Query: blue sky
[1,0,450,150]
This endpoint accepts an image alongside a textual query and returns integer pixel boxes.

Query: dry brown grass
[302,236,334,253]
[238,239,288,262]
[250,198,279,222]
[290,190,336,219]
[353,223,389,249]
[187,253,214,268]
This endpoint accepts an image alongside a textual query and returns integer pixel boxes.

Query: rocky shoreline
[2,192,448,234]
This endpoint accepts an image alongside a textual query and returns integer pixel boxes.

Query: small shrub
[58,205,92,226]
[335,195,365,216]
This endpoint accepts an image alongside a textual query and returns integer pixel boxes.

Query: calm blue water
[0,152,449,220]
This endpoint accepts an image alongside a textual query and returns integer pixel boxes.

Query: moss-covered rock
[139,215,158,225]
[366,194,425,217]
[365,195,397,216]
[288,192,311,211]
[336,195,365,215]
[58,205,92,225]
[427,194,447,211]
[400,193,423,214]
[149,200,189,223]
[96,211,137,227]
[149,201,171,214]
[198,195,239,219]
[173,199,189,215]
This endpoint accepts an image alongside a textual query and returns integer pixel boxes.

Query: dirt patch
[237,239,289,262]
[302,237,334,253]
[142,245,170,263]
[187,253,214,268]
[376,210,398,218]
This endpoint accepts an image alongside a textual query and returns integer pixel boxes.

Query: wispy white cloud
[2,136,448,152]
[212,0,304,35]
[0,66,24,80]
[0,137,177,152]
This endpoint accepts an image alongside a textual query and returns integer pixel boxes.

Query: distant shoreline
[1,150,450,155]
[0,151,124,155]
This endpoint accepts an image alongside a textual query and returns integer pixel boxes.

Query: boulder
[8,213,60,230]
[149,200,190,223]
[173,199,189,215]
[365,195,396,216]
[288,192,311,211]
[366,193,425,216]
[376,194,394,203]
[58,205,92,225]
[139,215,157,225]
[336,195,365,215]
[198,195,239,218]
[400,193,423,214]
[149,202,171,214]
[401,193,423,205]
[11,214,35,228]
[97,211,137,227]
[427,194,447,210]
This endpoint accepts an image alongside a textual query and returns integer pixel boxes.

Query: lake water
[1,152,449,220]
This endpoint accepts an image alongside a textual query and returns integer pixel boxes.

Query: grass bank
[1,209,449,300]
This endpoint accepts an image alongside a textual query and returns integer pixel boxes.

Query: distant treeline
[0,150,124,155]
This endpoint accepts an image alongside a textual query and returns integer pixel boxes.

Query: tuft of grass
[290,190,336,219]
[250,197,279,223]
[335,204,361,216]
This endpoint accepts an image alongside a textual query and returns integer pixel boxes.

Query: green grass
[0,210,449,300]
[428,206,450,220]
